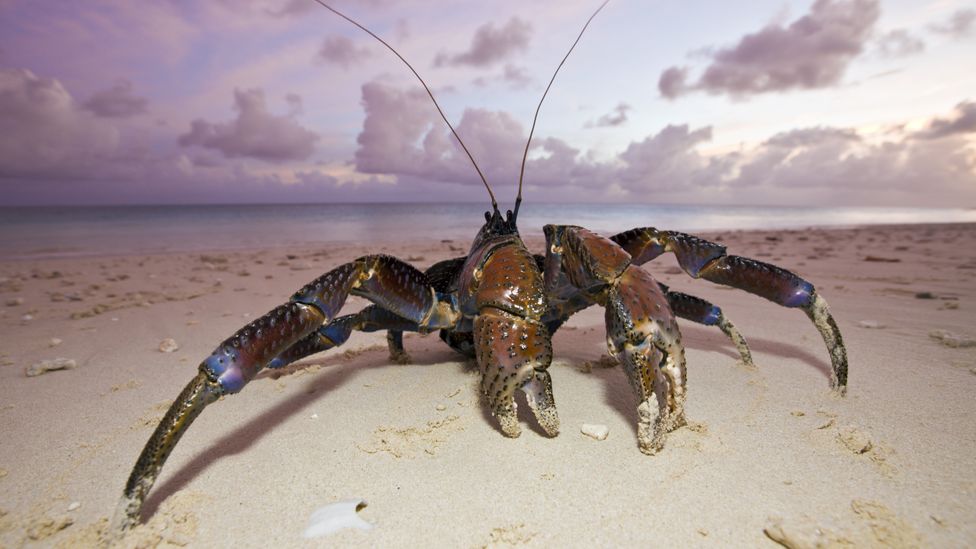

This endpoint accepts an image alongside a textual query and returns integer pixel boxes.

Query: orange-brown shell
[475,241,548,320]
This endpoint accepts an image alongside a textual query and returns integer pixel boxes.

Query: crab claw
[474,309,559,438]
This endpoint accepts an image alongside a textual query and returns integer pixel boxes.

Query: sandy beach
[1,222,974,548]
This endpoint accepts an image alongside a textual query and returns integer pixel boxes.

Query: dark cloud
[929,8,976,38]
[914,100,976,140]
[317,35,372,68]
[434,17,532,67]
[659,0,880,99]
[586,103,631,128]
[82,80,149,118]
[875,29,925,58]
[178,89,319,163]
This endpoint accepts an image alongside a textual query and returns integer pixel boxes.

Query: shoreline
[1,222,974,547]
[2,220,974,263]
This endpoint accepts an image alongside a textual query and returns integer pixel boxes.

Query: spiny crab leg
[612,228,848,392]
[113,255,457,534]
[658,283,753,368]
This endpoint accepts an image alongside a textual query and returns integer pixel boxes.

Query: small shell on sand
[303,499,373,538]
[581,423,609,441]
[49,338,63,347]
[857,320,885,329]
[26,358,77,377]
[929,330,976,348]
[158,338,180,353]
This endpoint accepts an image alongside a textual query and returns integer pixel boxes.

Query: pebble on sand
[581,423,610,441]
[5,297,24,306]
[26,358,77,377]
[158,338,180,353]
[49,338,63,347]
[858,320,885,329]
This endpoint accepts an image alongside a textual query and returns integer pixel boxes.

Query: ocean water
[1,203,974,260]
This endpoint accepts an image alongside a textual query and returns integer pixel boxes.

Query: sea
[1,203,974,260]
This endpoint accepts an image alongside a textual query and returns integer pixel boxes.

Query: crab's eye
[484,211,491,222]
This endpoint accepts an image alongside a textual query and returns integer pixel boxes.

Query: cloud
[659,0,880,99]
[728,122,976,198]
[914,100,976,140]
[317,35,372,68]
[351,82,974,205]
[178,88,319,163]
[0,68,120,180]
[586,103,632,128]
[929,8,976,38]
[82,80,149,118]
[434,17,532,67]
[874,29,925,58]
[472,64,532,90]
[264,0,316,18]
[354,81,525,188]
[658,66,689,99]
[614,125,719,191]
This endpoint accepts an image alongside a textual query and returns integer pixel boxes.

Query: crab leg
[114,255,457,533]
[544,225,687,454]
[611,228,847,392]
[538,252,752,366]
[268,305,420,369]
[657,283,753,367]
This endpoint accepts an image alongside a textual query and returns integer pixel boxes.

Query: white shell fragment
[25,358,77,377]
[303,499,374,539]
[581,423,610,440]
[158,338,180,353]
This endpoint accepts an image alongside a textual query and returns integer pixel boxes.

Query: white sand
[1,223,974,547]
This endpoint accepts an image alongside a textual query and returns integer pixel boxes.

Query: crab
[113,0,848,534]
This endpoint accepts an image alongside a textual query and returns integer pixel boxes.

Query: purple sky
[1,0,974,206]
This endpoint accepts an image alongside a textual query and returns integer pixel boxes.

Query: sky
[0,0,974,207]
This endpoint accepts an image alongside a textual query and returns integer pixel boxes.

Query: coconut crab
[113,0,848,533]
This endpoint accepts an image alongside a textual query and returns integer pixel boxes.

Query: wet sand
[1,223,974,547]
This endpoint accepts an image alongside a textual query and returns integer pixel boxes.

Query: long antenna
[515,0,609,218]
[311,0,498,209]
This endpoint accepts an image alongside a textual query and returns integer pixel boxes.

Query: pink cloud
[434,17,532,67]
[659,0,880,99]
[317,35,372,68]
[586,103,632,128]
[351,81,975,205]
[0,68,119,180]
[178,89,320,163]
[914,100,976,140]
[82,80,148,118]
[929,8,976,38]
[874,29,925,58]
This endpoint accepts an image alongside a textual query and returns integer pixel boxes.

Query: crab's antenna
[514,0,609,219]
[311,0,498,210]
